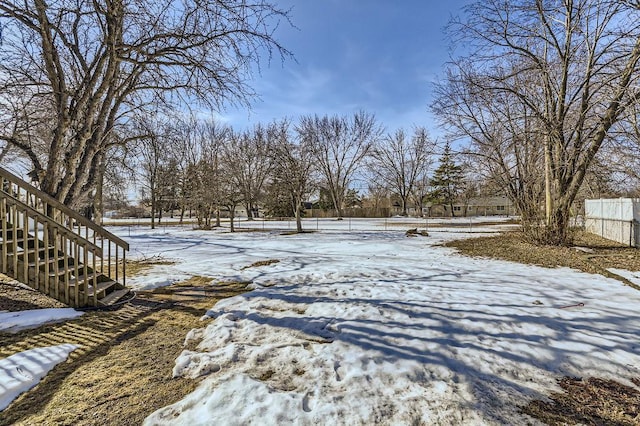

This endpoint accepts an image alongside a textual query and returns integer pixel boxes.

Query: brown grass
[445,230,640,284]
[522,377,640,425]
[107,257,176,281]
[0,277,67,311]
[241,259,280,270]
[0,279,248,426]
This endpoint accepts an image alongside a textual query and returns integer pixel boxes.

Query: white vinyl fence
[584,198,640,247]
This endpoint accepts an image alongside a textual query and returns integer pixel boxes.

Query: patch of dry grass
[0,275,67,311]
[241,259,280,270]
[107,257,176,280]
[279,230,316,235]
[522,377,640,425]
[445,230,640,278]
[0,279,248,426]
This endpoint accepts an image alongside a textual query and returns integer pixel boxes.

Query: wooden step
[28,256,59,268]
[88,280,118,297]
[6,248,48,263]
[98,289,130,306]
[2,227,26,238]
[1,238,37,248]
[46,261,85,278]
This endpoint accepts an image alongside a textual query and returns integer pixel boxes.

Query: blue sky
[217,0,470,137]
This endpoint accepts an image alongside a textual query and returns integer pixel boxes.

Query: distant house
[303,195,514,218]
[421,196,514,218]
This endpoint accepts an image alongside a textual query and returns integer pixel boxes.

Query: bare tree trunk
[401,197,408,216]
[544,141,553,226]
[229,207,236,232]
[295,200,303,233]
[94,156,106,226]
[150,189,156,229]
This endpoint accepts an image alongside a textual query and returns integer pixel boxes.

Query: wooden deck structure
[0,167,129,307]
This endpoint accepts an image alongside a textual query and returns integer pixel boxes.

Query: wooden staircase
[0,167,130,308]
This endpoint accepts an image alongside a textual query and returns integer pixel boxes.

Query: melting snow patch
[608,268,640,287]
[0,309,84,333]
[0,344,78,411]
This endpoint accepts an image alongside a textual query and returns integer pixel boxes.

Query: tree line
[122,111,449,233]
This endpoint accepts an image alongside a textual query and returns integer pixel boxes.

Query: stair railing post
[63,234,70,305]
[12,203,18,276]
[92,251,98,306]
[23,208,29,286]
[83,245,89,306]
[44,222,50,296]
[115,243,119,283]
[1,197,7,274]
[123,249,126,288]
[53,228,60,300]
[73,239,80,307]
[108,241,112,281]
[34,216,40,291]
[101,238,105,275]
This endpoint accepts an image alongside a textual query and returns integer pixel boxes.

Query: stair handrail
[0,189,102,255]
[0,167,129,250]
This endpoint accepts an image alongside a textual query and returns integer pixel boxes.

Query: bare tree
[367,127,435,216]
[298,111,382,219]
[94,142,136,224]
[0,0,291,209]
[433,65,546,225]
[270,120,316,232]
[134,117,173,229]
[219,130,251,232]
[435,0,640,244]
[366,182,390,216]
[224,125,273,220]
[179,119,229,229]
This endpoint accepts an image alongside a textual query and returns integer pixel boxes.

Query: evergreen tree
[430,143,465,217]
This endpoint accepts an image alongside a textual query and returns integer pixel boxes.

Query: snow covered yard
[106,219,640,425]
